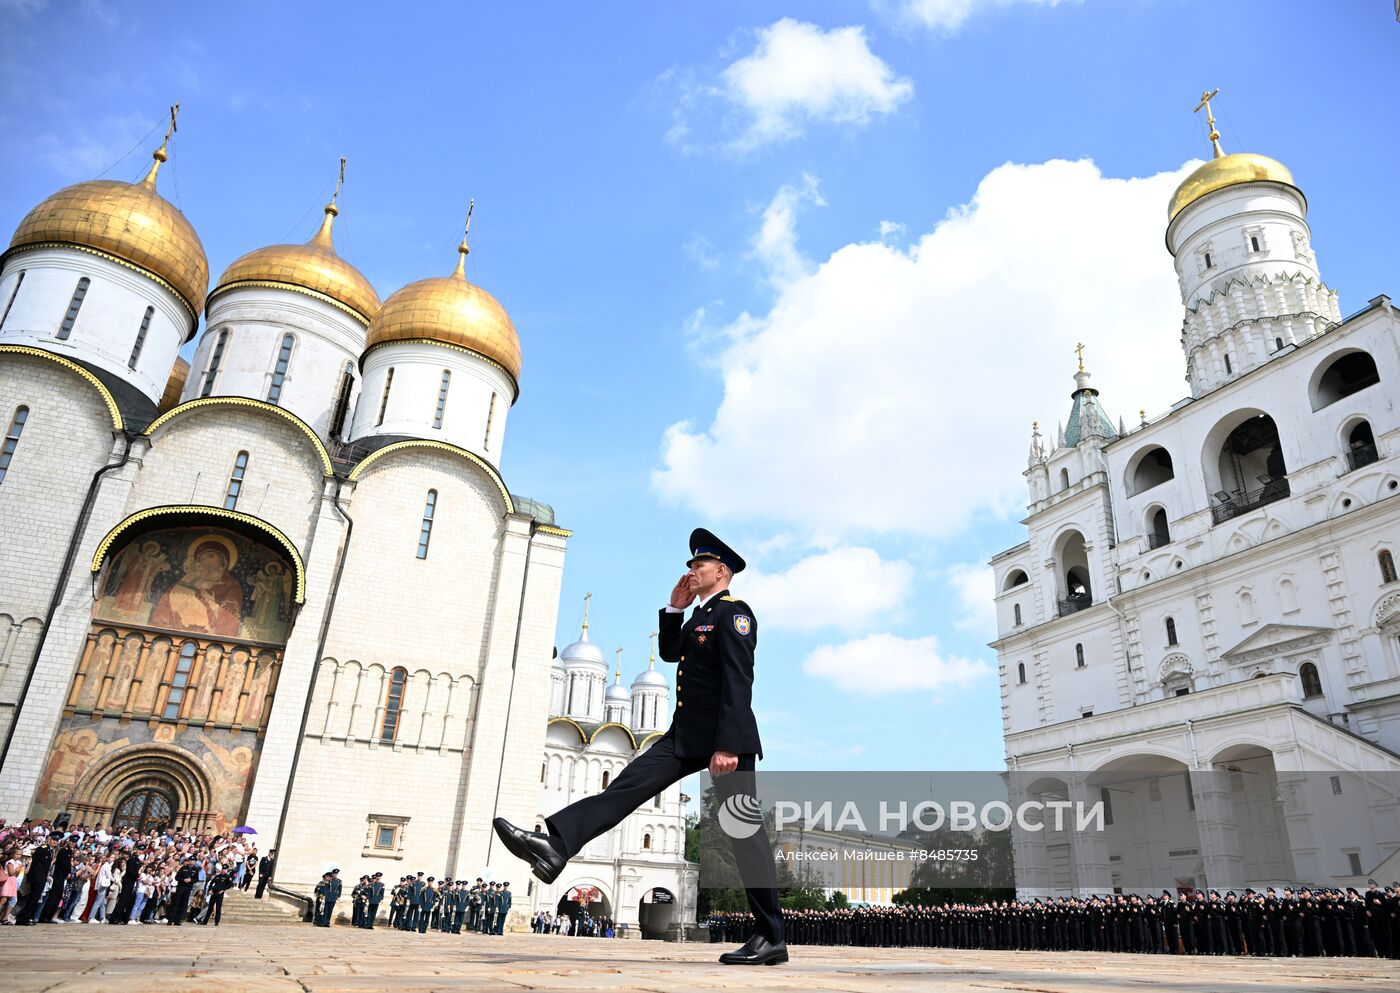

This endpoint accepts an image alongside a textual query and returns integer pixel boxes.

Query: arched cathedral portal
[35,518,300,833]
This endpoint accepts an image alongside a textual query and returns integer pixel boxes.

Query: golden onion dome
[364,239,521,384]
[5,143,208,326]
[159,356,190,413]
[1168,152,1299,222]
[210,203,380,324]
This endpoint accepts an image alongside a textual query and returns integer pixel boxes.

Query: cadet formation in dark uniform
[308,869,516,933]
[707,882,1400,957]
[385,874,513,934]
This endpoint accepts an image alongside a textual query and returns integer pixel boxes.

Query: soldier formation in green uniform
[707,882,1400,957]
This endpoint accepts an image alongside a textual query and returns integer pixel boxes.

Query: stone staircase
[215,885,304,925]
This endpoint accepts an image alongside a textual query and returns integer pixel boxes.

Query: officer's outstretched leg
[544,732,691,858]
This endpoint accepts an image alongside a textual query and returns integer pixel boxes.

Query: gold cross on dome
[163,103,180,145]
[1075,342,1085,372]
[1194,88,1224,158]
[331,156,346,207]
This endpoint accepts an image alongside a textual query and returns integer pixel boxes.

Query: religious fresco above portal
[96,526,295,645]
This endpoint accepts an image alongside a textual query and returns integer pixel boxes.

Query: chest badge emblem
[733,615,752,636]
[697,634,707,644]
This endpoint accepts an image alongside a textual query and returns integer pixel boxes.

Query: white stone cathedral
[991,112,1400,897]
[0,126,693,932]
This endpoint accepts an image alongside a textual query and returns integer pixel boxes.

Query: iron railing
[1345,444,1379,472]
[1210,478,1290,524]
[1057,594,1093,617]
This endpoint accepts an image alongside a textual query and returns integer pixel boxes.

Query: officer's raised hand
[670,573,697,609]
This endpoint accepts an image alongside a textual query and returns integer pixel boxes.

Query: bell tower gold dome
[1168,152,1299,222]
[363,238,521,385]
[211,202,381,324]
[4,140,208,326]
[1167,89,1300,223]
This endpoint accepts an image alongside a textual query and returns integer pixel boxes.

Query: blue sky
[3,1,1396,775]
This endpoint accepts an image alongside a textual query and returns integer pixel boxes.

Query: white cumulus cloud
[946,561,996,637]
[723,19,913,149]
[734,547,915,633]
[802,633,992,696]
[668,18,913,153]
[883,0,1080,33]
[752,172,825,288]
[653,157,1197,539]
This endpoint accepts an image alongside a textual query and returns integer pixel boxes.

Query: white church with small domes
[991,101,1400,898]
[0,118,694,933]
[539,607,696,935]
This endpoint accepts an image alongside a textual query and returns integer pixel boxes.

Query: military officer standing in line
[404,872,425,931]
[494,530,787,966]
[313,868,342,927]
[493,882,512,935]
[418,876,438,934]
[468,877,484,932]
[351,875,368,928]
[365,871,384,929]
[481,882,500,934]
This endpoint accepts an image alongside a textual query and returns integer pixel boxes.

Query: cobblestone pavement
[2,925,1398,993]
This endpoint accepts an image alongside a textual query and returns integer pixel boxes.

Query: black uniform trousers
[545,728,783,944]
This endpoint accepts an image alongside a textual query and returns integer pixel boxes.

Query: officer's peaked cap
[688,528,745,573]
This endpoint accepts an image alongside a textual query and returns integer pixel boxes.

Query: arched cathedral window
[266,334,294,403]
[57,277,89,340]
[1013,603,1022,626]
[329,361,354,439]
[0,405,30,485]
[1165,616,1178,647]
[224,451,249,510]
[162,642,198,720]
[601,770,610,790]
[201,330,228,397]
[129,307,154,369]
[1075,643,1085,668]
[381,667,407,741]
[416,490,437,559]
[433,370,450,429]
[1380,550,1398,585]
[1017,662,1026,685]
[376,368,394,425]
[1299,662,1323,699]
[0,270,24,329]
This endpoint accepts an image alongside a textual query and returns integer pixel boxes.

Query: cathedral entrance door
[112,786,176,833]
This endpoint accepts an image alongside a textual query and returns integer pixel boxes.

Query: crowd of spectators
[0,817,273,927]
[529,909,620,936]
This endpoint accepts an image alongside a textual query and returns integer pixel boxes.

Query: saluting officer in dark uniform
[494,529,787,966]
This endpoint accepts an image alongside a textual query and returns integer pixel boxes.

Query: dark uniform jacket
[658,588,762,759]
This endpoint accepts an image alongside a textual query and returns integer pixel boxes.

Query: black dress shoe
[492,817,566,884]
[719,934,789,965]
